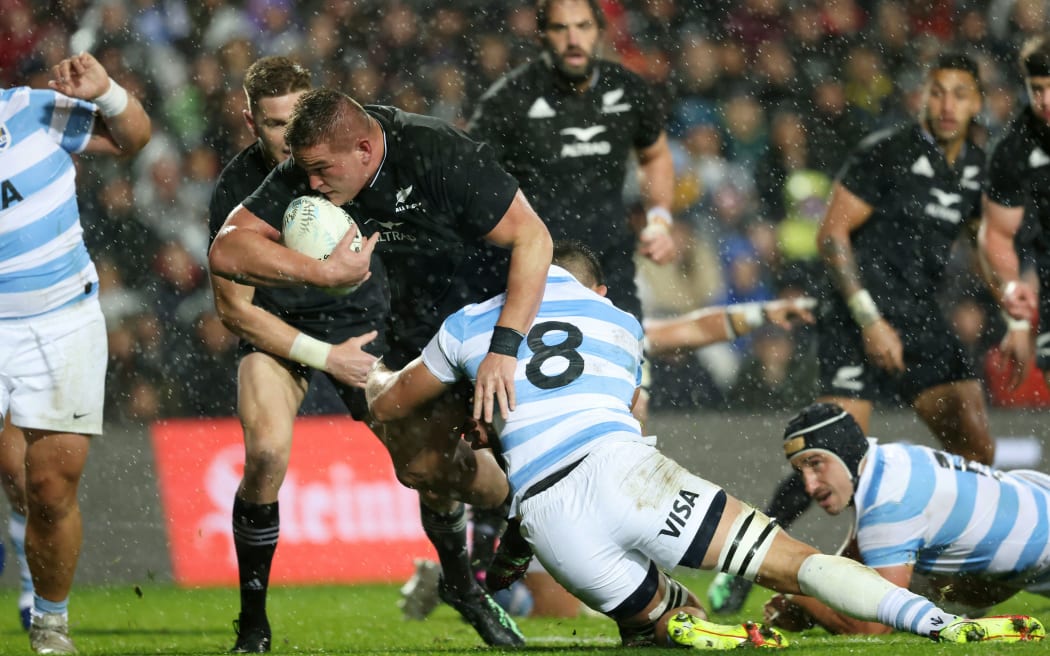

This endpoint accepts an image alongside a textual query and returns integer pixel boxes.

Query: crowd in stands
[6,0,1050,420]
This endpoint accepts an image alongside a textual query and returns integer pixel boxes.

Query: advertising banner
[151,417,435,585]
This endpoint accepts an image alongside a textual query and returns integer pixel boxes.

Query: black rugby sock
[762,471,811,530]
[232,497,280,620]
[419,501,473,593]
[470,503,509,573]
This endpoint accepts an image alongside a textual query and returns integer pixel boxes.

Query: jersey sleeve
[466,82,511,162]
[629,72,665,151]
[856,508,926,569]
[34,89,96,155]
[836,130,892,207]
[208,165,244,245]
[242,160,312,232]
[423,125,519,239]
[421,312,467,384]
[985,138,1027,208]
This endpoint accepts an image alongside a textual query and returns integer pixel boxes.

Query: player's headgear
[1020,34,1050,79]
[782,403,869,483]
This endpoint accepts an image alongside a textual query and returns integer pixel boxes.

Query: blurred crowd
[5,0,1049,421]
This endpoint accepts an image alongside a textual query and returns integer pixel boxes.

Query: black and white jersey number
[525,322,584,389]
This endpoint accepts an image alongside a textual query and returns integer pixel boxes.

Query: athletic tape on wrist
[1002,310,1031,332]
[93,78,129,117]
[289,333,332,371]
[847,289,881,328]
[645,206,673,227]
[489,325,525,357]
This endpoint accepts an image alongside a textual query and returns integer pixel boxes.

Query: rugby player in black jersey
[467,0,675,324]
[979,34,1050,389]
[209,87,551,649]
[207,58,392,653]
[711,53,997,614]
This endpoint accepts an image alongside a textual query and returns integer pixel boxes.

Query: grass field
[0,571,1047,655]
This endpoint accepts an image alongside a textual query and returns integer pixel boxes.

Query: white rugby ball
[282,195,363,295]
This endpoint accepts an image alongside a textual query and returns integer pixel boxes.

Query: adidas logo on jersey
[559,125,611,157]
[527,97,556,118]
[926,187,963,223]
[961,165,981,191]
[1029,147,1050,168]
[602,88,630,113]
[911,155,935,177]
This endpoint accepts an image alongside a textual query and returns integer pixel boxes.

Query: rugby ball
[282,195,363,295]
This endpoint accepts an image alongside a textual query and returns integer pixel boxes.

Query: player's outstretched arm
[643,297,816,355]
[366,358,450,423]
[49,52,150,156]
[209,205,375,290]
[474,191,553,422]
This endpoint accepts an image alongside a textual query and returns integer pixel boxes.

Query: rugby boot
[932,614,1045,643]
[438,577,525,647]
[230,613,271,653]
[29,612,77,654]
[667,612,787,649]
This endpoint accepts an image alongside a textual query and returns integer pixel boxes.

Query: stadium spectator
[1,51,150,655]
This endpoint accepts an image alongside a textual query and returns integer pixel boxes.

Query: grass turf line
[0,571,1047,654]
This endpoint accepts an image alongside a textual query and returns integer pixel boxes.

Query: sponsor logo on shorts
[659,489,699,538]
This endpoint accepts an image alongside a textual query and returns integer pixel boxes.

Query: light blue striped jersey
[0,87,98,319]
[854,439,1050,587]
[422,265,646,514]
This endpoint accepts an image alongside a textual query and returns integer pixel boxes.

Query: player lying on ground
[763,402,1050,635]
[366,243,1045,647]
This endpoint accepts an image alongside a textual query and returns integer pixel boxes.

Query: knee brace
[716,505,780,581]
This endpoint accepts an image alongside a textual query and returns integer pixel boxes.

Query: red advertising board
[150,417,435,586]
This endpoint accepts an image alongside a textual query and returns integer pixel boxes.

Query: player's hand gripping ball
[282,195,363,295]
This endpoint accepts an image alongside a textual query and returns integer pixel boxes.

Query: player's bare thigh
[911,380,993,464]
[236,352,308,501]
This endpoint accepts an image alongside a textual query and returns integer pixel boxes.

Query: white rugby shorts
[0,298,106,435]
[519,440,724,614]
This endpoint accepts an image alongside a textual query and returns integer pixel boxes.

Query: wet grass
[0,571,1047,654]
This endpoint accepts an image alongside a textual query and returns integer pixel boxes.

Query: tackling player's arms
[366,358,451,423]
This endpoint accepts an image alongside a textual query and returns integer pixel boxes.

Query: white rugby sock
[797,554,954,636]
[10,512,33,603]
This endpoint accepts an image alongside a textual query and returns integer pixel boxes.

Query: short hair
[1020,34,1050,79]
[782,402,869,483]
[285,88,370,151]
[243,56,311,110]
[552,240,604,288]
[536,0,606,32]
[930,52,982,93]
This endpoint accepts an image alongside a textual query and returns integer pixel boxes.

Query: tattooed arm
[818,182,905,373]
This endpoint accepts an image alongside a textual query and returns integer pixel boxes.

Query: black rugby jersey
[208,141,388,337]
[243,105,519,339]
[985,106,1050,253]
[468,58,664,255]
[833,123,985,317]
